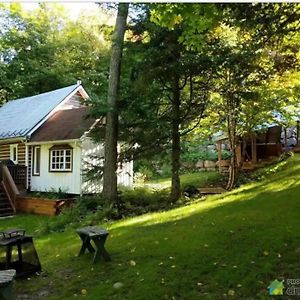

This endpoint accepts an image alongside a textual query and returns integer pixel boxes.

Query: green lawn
[2,155,300,299]
[144,171,221,189]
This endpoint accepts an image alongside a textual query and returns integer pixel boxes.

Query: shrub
[42,187,173,233]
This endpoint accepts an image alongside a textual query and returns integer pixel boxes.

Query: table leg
[78,235,95,256]
[92,236,111,263]
[5,246,12,269]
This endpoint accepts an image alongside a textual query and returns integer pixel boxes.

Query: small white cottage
[0,83,133,195]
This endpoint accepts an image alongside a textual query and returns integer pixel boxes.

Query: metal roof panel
[0,84,78,139]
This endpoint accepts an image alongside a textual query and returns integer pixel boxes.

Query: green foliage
[0,3,110,101]
[28,187,69,199]
[181,140,231,163]
[150,4,220,50]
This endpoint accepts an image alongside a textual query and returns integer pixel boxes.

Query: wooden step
[0,185,14,217]
[198,187,227,195]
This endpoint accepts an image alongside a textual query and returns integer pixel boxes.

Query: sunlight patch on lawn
[110,185,260,230]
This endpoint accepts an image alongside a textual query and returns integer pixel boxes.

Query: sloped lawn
[144,171,221,189]
[1,155,300,299]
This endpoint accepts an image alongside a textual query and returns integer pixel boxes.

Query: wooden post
[251,133,257,164]
[217,141,222,173]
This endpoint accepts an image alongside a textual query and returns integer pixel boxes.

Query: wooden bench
[76,226,111,264]
[0,269,16,300]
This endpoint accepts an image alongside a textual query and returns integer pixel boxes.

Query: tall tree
[118,20,214,201]
[102,3,129,203]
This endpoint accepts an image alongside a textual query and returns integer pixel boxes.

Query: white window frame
[49,148,72,172]
[10,144,18,164]
[33,146,41,176]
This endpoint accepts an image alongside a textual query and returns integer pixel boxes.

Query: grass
[144,171,221,189]
[1,154,300,299]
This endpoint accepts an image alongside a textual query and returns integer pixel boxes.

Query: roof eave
[27,138,80,145]
[0,136,27,144]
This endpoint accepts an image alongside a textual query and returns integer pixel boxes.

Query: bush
[41,187,173,233]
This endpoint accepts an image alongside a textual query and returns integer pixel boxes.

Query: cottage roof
[0,84,81,140]
[30,107,96,142]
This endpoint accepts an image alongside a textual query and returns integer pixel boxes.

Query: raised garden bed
[16,196,74,216]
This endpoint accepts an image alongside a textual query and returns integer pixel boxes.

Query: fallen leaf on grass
[130,260,136,266]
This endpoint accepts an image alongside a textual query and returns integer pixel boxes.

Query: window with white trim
[49,147,72,172]
[33,146,41,176]
[10,144,18,164]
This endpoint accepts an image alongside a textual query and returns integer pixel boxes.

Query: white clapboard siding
[81,138,104,194]
[117,160,133,188]
[30,142,81,194]
[81,137,133,194]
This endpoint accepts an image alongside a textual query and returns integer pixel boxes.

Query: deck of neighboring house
[215,125,284,173]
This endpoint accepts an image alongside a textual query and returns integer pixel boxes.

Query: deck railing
[1,165,19,213]
[7,165,27,187]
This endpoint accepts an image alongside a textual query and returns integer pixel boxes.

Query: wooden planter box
[16,196,74,216]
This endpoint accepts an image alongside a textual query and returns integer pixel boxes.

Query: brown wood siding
[0,142,26,166]
[60,91,84,109]
[16,196,74,216]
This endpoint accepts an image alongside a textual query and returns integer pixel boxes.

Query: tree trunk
[226,96,238,191]
[102,4,128,203]
[170,76,181,202]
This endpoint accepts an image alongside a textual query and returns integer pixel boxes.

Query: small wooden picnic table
[76,226,111,264]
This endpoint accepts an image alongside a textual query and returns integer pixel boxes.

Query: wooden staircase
[0,184,14,217]
[0,163,20,217]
